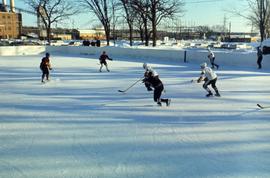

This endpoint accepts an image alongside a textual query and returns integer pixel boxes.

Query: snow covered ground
[0,53,270,178]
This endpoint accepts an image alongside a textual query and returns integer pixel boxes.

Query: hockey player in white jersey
[207,48,219,69]
[143,63,158,91]
[197,62,221,97]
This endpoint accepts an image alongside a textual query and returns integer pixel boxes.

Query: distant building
[0,0,22,39]
[78,28,105,40]
[22,26,80,40]
[52,28,79,40]
[21,26,40,38]
[0,11,22,39]
[52,34,72,40]
[223,32,259,43]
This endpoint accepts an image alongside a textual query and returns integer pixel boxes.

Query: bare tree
[249,0,270,41]
[211,25,227,34]
[24,0,77,44]
[147,0,184,46]
[195,26,213,39]
[111,3,120,46]
[229,0,270,42]
[80,0,117,46]
[132,0,151,46]
[119,0,136,46]
[133,14,147,43]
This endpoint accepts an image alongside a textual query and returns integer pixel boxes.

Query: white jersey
[201,67,217,80]
[208,51,215,60]
[146,66,159,77]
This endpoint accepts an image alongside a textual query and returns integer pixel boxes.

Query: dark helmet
[45,52,50,57]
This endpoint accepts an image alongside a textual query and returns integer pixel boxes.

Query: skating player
[257,46,263,69]
[142,63,171,106]
[197,62,220,97]
[99,51,113,72]
[143,63,158,91]
[40,52,52,83]
[207,48,219,69]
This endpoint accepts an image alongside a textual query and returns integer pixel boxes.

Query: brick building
[0,0,22,39]
[0,11,22,39]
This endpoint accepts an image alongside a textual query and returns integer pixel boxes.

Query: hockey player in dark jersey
[143,64,171,106]
[257,46,263,69]
[99,51,113,72]
[143,63,158,91]
[40,52,52,83]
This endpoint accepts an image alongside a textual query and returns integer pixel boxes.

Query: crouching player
[143,64,171,106]
[197,62,220,97]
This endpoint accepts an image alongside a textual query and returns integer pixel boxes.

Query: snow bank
[0,46,45,56]
[1,45,269,69]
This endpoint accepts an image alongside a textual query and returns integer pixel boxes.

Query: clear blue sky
[14,0,250,32]
[184,0,250,32]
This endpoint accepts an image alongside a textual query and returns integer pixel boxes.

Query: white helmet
[200,62,207,68]
[143,63,148,69]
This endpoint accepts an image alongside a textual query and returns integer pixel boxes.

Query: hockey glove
[197,77,203,83]
[142,79,146,83]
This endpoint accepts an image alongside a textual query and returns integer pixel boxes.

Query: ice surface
[0,54,269,178]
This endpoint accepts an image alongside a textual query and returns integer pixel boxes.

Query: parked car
[261,38,270,55]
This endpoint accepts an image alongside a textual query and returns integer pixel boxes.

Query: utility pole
[223,15,227,40]
[227,21,231,42]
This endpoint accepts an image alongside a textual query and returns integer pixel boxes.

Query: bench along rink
[0,54,269,178]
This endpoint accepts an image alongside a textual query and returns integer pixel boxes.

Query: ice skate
[166,99,171,106]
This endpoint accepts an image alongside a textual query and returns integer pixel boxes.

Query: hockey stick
[118,77,144,93]
[257,104,270,109]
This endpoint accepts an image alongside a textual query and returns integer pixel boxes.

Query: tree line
[24,0,270,45]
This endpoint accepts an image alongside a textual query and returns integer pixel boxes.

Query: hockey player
[257,46,263,69]
[207,48,219,69]
[99,51,113,72]
[40,52,52,83]
[143,65,171,106]
[143,63,159,91]
[197,62,220,97]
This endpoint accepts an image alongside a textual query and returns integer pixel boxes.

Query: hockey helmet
[45,52,50,57]
[200,62,207,68]
[143,63,148,69]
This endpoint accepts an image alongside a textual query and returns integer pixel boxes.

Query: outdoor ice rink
[0,54,270,178]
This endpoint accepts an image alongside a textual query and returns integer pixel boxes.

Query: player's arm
[197,71,205,83]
